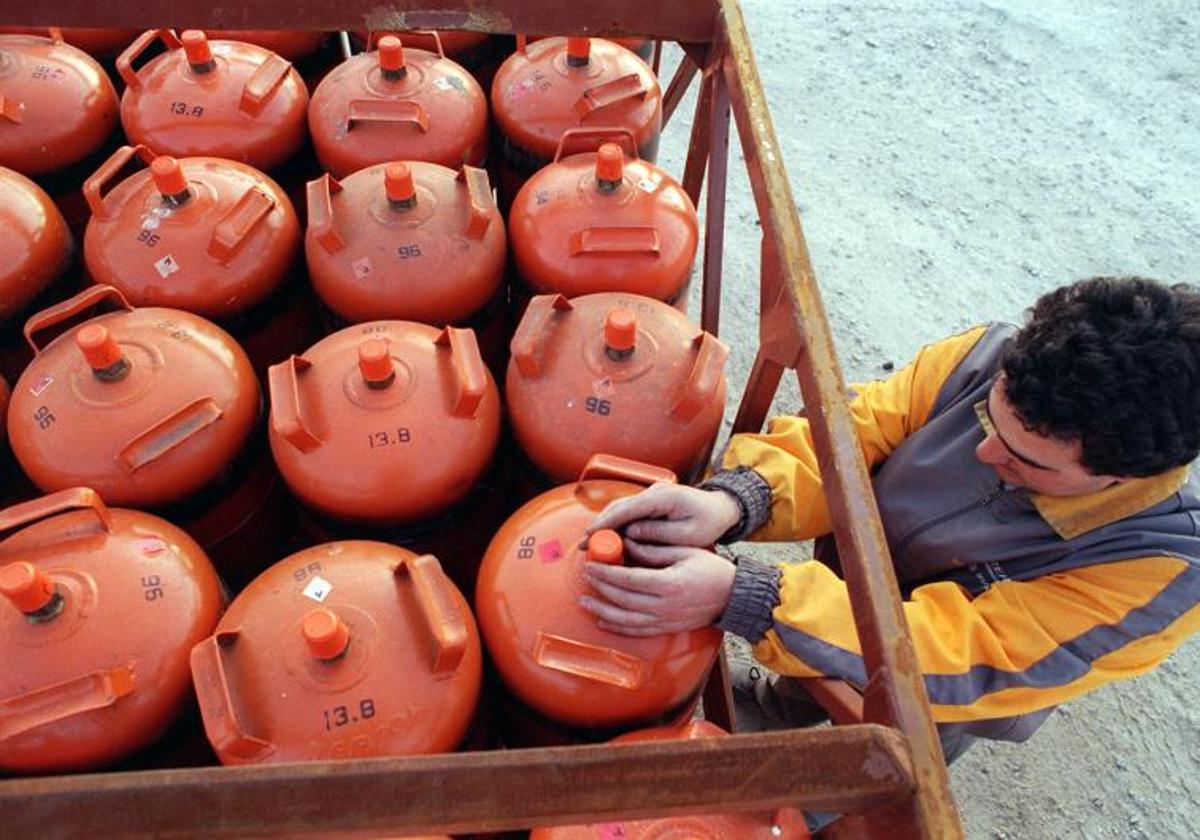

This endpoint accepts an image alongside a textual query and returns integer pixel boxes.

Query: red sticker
[136,538,168,557]
[599,824,627,840]
[539,538,563,563]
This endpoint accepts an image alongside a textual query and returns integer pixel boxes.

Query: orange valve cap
[76,324,125,372]
[567,37,591,63]
[150,156,189,199]
[180,30,214,68]
[302,608,351,660]
[378,35,405,72]
[0,561,55,614]
[587,529,624,565]
[596,143,625,185]
[358,338,395,386]
[385,162,417,204]
[604,309,637,353]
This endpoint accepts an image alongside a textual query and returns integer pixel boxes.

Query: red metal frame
[0,3,963,837]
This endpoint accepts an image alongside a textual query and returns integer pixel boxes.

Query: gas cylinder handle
[44,27,65,44]
[402,29,446,60]
[574,73,650,123]
[0,488,114,538]
[456,165,494,240]
[190,630,275,762]
[24,286,133,355]
[116,29,182,90]
[433,326,488,418]
[396,555,468,677]
[346,98,430,132]
[576,454,677,487]
[208,187,276,263]
[515,34,528,53]
[0,665,136,743]
[533,632,647,689]
[569,226,661,257]
[268,355,323,453]
[671,332,729,423]
[117,397,225,474]
[83,144,157,219]
[510,294,574,379]
[306,174,345,254]
[553,127,639,163]
[240,53,294,116]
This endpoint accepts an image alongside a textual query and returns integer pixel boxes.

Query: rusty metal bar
[701,46,732,338]
[1,727,914,838]
[4,1,718,40]
[661,52,699,128]
[717,0,962,837]
[681,62,714,210]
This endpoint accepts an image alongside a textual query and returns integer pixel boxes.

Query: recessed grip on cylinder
[83,144,157,219]
[433,326,488,418]
[346,98,430,132]
[306,174,345,254]
[117,397,225,474]
[115,29,182,90]
[553,127,639,163]
[576,453,678,487]
[268,355,323,453]
[574,73,649,122]
[569,226,661,257]
[190,630,275,762]
[0,487,114,539]
[396,555,467,678]
[24,285,133,355]
[671,332,729,422]
[0,665,136,743]
[510,293,574,379]
[533,632,645,689]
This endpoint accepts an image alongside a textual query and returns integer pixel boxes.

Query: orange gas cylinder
[0,487,223,773]
[510,135,697,305]
[191,540,481,764]
[306,162,507,371]
[0,168,74,329]
[0,31,119,177]
[83,145,301,321]
[268,321,500,525]
[507,294,727,485]
[117,30,309,173]
[491,36,661,209]
[0,28,138,59]
[530,720,811,840]
[475,455,722,731]
[309,35,488,178]
[204,30,327,62]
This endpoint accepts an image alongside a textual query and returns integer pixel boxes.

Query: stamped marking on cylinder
[302,576,333,603]
[28,374,53,397]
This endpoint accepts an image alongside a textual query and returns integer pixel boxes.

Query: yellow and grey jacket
[710,323,1200,739]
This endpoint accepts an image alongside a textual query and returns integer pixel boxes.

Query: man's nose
[975,433,1008,466]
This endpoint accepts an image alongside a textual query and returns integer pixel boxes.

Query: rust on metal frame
[2,728,914,838]
[717,0,962,836]
[0,1,962,837]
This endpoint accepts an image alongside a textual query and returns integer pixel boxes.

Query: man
[579,276,1200,759]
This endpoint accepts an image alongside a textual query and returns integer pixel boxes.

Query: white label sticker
[302,576,333,603]
[154,254,180,278]
[434,76,453,91]
[637,178,657,194]
[351,257,373,279]
[29,374,53,396]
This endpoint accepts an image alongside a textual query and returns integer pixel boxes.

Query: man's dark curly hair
[1001,277,1200,477]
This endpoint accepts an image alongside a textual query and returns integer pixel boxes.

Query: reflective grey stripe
[772,563,1200,706]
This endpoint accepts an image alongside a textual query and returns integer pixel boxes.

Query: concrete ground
[657,2,1199,837]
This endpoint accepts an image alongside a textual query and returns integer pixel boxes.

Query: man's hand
[580,482,742,549]
[578,538,736,637]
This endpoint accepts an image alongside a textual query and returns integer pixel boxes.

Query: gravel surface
[656,2,1199,837]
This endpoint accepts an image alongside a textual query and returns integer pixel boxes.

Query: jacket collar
[974,400,1188,539]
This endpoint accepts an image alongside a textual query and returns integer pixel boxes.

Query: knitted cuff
[700,467,773,544]
[715,556,782,643]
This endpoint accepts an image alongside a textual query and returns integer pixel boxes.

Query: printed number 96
[585,397,612,416]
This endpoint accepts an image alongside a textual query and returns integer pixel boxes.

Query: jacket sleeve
[719,554,1200,722]
[717,326,988,542]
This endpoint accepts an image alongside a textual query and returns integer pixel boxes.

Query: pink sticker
[29,374,53,396]
[538,538,563,563]
[598,824,627,840]
[593,377,614,397]
[352,257,373,279]
[136,538,168,557]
